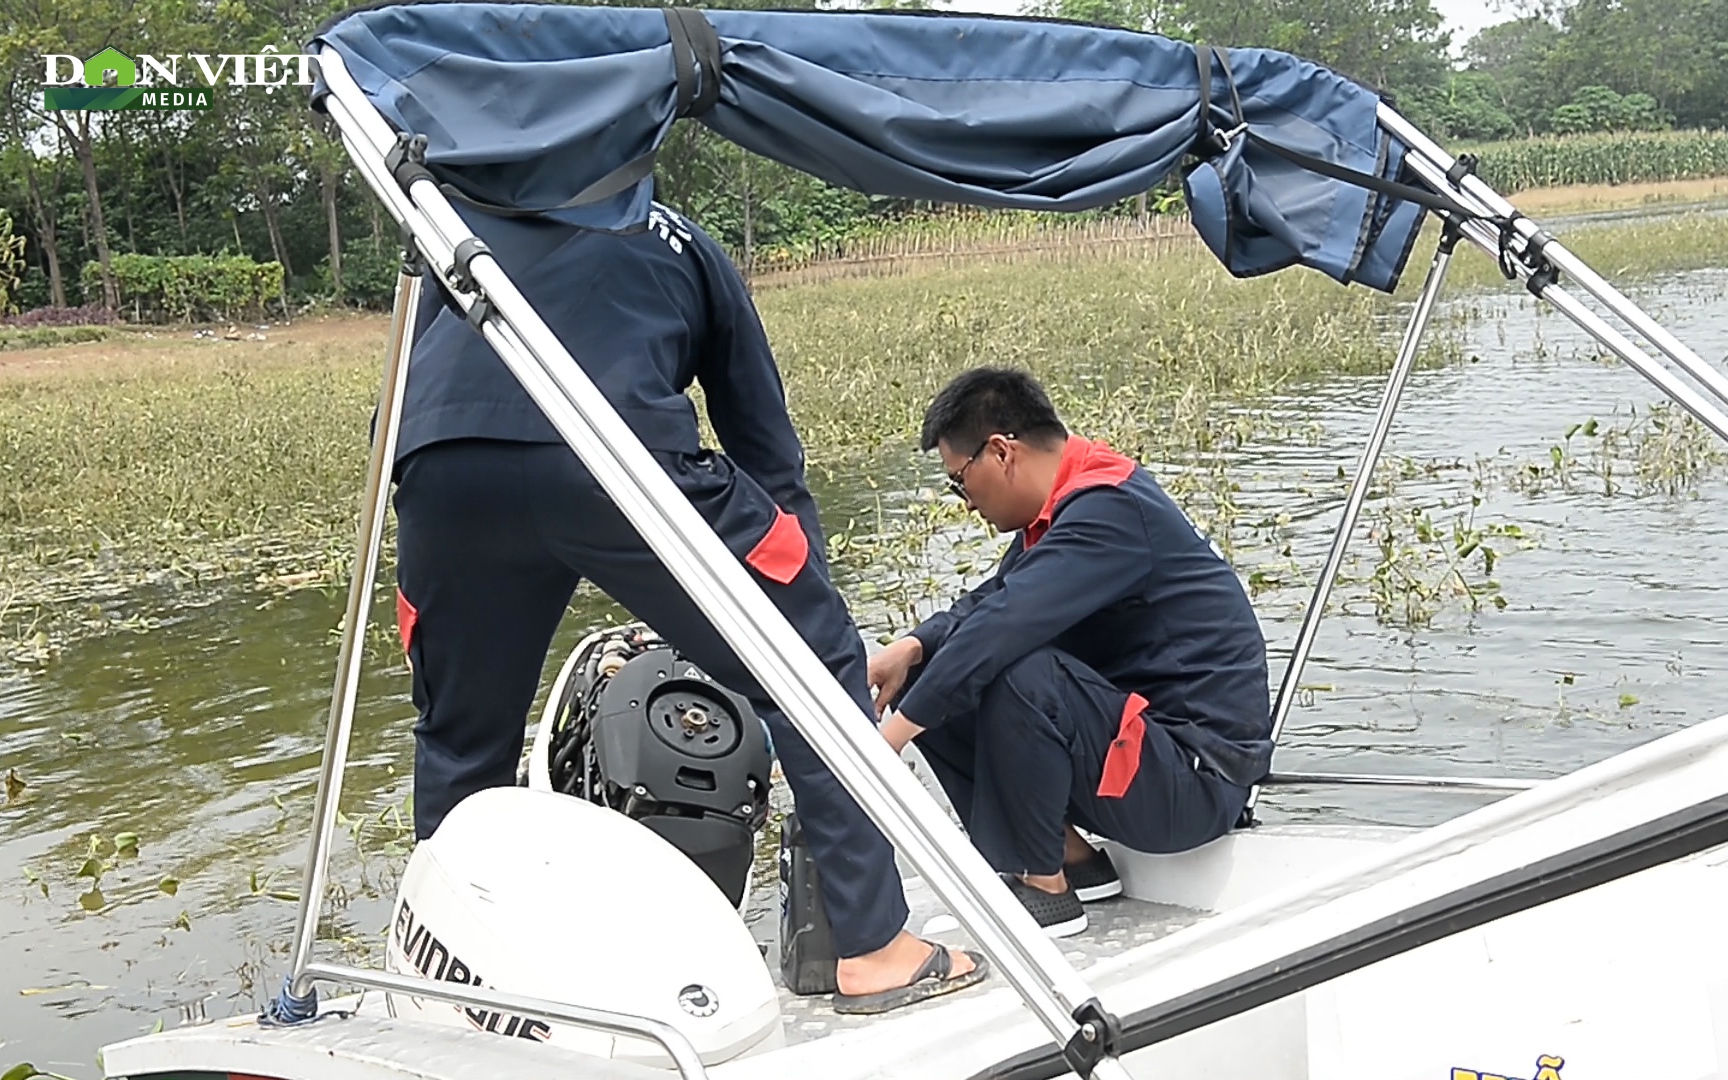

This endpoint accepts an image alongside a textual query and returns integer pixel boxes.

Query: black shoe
[1065,846,1123,903]
[1003,875,1088,938]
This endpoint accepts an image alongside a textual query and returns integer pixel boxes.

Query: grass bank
[1,204,1725,662]
[0,239,1404,577]
[1436,204,1728,292]
[767,236,1417,456]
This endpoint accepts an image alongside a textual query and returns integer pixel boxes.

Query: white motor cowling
[385,785,783,1066]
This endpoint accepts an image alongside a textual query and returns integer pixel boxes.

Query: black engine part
[545,627,771,907]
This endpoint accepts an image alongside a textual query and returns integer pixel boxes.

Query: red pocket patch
[396,588,419,655]
[744,507,810,585]
[1097,693,1148,798]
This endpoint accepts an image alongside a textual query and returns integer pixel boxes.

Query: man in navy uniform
[870,367,1273,937]
[391,200,984,1012]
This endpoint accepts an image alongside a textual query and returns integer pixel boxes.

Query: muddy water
[2,260,1726,1075]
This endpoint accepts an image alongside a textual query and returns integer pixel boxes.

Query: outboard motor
[541,625,772,907]
[385,625,783,1063]
[386,787,783,1064]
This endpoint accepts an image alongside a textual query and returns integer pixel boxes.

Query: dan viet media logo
[41,46,317,111]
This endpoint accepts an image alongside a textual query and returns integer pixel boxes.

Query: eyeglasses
[946,433,1014,500]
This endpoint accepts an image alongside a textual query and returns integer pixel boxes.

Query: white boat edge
[102,813,1728,1080]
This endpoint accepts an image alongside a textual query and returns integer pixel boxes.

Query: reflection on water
[2,265,1726,1073]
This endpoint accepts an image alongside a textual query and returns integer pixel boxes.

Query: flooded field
[2,240,1726,1074]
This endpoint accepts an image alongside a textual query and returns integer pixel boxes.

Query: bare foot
[835,930,978,997]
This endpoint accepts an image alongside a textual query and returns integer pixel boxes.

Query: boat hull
[102,825,1728,1080]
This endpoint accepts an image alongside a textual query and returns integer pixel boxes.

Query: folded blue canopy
[310,3,1434,292]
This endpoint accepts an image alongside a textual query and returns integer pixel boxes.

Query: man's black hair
[919,367,1068,453]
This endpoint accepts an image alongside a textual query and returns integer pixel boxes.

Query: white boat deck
[102,825,1728,1080]
[742,754,1213,1043]
[751,876,1207,1045]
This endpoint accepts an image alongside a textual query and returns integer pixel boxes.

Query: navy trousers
[392,439,908,957]
[914,647,1248,876]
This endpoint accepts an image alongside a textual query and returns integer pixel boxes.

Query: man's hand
[867,636,924,719]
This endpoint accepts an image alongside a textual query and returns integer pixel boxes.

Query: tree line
[1,0,1724,321]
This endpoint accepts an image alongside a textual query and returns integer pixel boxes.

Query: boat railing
[279,25,1728,1080]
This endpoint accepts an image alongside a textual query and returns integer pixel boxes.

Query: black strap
[1195,44,1214,154]
[666,6,722,119]
[1190,42,1478,223]
[1196,45,1211,147]
[1194,44,1245,159]
[1490,210,1560,291]
[1213,45,1244,129]
[569,150,664,207]
[438,148,661,216]
[1243,130,1476,219]
[1497,214,1523,280]
[667,6,698,116]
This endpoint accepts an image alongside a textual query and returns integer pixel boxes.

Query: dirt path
[0,312,392,381]
[1503,176,1728,214]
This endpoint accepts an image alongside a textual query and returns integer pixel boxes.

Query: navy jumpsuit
[895,436,1274,876]
[389,202,908,958]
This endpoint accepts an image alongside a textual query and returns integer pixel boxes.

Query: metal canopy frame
[274,34,1728,1080]
[1244,107,1728,817]
[291,44,1135,1080]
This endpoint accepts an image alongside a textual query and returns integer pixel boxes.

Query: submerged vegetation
[1499,405,1728,498]
[0,236,1429,662]
[2,208,1727,666]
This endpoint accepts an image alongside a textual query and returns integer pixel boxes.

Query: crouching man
[868,367,1273,937]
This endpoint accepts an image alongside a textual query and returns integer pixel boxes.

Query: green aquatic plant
[1353,455,1537,630]
[1506,407,1728,498]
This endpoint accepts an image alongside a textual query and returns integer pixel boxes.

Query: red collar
[1023,436,1136,547]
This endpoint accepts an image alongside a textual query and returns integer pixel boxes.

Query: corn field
[1470,129,1728,192]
